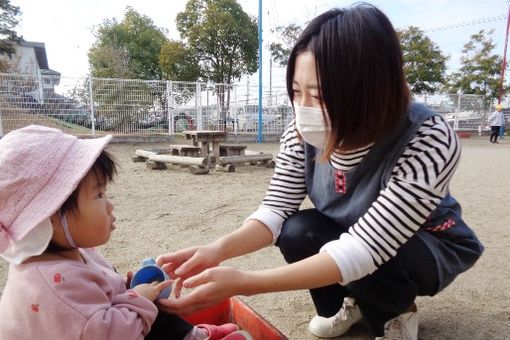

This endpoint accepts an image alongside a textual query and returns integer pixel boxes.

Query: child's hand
[131,280,173,302]
[125,271,133,289]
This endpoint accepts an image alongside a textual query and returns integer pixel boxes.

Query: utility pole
[498,2,510,104]
[257,0,263,143]
[269,57,272,114]
[246,76,249,107]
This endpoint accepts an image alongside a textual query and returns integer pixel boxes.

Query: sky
[10,0,510,88]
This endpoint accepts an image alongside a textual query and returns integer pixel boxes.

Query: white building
[1,40,61,103]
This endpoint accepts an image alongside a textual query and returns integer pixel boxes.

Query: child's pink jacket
[0,248,157,340]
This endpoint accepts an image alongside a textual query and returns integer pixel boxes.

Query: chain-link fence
[0,73,503,137]
[414,93,501,131]
[0,73,293,137]
[0,73,93,136]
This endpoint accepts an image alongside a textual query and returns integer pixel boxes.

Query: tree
[176,0,258,84]
[88,7,167,80]
[0,50,19,72]
[269,24,302,67]
[159,40,200,110]
[397,26,447,94]
[0,0,22,56]
[446,29,503,116]
[176,0,258,130]
[88,8,171,131]
[159,40,200,81]
[87,45,132,79]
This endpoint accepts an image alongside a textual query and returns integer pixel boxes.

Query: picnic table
[183,130,227,161]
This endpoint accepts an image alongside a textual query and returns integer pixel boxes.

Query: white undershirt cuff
[244,207,285,244]
[320,232,377,285]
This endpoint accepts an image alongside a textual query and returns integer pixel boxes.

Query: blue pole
[257,0,263,143]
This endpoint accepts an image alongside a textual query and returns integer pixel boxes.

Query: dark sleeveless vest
[304,102,483,291]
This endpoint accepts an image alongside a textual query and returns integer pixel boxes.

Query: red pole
[498,3,510,104]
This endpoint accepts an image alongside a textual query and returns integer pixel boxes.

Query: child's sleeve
[81,289,157,339]
[38,263,158,340]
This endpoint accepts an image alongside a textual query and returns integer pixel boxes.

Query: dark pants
[490,126,500,143]
[145,311,193,340]
[275,209,439,336]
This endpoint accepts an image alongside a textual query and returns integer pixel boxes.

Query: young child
[0,125,247,340]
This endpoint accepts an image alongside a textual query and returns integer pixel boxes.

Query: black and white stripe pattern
[258,115,460,278]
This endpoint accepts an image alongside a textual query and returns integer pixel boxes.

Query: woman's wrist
[212,221,273,262]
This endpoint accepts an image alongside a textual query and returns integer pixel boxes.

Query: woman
[157,4,483,339]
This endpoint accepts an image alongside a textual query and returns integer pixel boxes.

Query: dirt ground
[1,135,509,339]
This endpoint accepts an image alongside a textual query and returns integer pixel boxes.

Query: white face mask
[294,105,331,148]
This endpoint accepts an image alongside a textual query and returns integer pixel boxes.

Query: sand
[1,135,509,339]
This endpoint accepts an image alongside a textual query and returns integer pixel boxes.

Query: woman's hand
[131,280,173,302]
[156,244,223,280]
[157,267,246,315]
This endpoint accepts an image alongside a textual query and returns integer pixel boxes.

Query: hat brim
[9,135,112,242]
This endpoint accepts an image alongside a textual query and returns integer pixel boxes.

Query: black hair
[45,150,117,252]
[286,3,410,156]
[60,150,118,215]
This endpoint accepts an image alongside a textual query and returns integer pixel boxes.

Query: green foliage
[176,0,258,131]
[92,79,158,130]
[159,40,200,81]
[87,8,173,130]
[398,26,447,94]
[0,0,22,56]
[87,8,173,131]
[88,7,167,80]
[270,24,302,67]
[176,0,258,84]
[445,29,504,114]
[88,45,133,79]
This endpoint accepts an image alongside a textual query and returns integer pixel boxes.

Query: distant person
[0,125,246,340]
[499,115,506,139]
[156,4,484,340]
[488,104,505,143]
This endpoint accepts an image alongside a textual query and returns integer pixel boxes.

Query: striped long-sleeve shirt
[246,115,461,284]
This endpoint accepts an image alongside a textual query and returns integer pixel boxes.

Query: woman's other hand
[156,243,223,280]
[157,267,246,315]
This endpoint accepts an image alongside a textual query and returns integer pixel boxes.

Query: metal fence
[414,93,500,131]
[0,73,292,137]
[0,73,503,137]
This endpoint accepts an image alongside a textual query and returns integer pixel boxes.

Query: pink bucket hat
[0,125,112,263]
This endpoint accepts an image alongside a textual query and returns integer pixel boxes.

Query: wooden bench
[167,144,201,157]
[219,144,248,156]
[215,153,275,172]
[131,146,200,162]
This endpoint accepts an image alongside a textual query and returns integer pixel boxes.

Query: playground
[0,135,508,339]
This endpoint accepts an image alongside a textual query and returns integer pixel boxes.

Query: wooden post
[212,141,221,159]
[189,166,210,175]
[132,155,146,163]
[215,164,236,172]
[146,160,167,170]
[264,159,276,168]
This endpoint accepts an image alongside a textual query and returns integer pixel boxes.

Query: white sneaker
[308,297,363,338]
[375,311,419,340]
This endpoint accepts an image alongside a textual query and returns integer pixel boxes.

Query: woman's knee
[277,212,315,261]
[276,209,345,263]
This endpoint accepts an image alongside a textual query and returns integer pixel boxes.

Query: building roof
[40,68,61,76]
[19,41,49,70]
